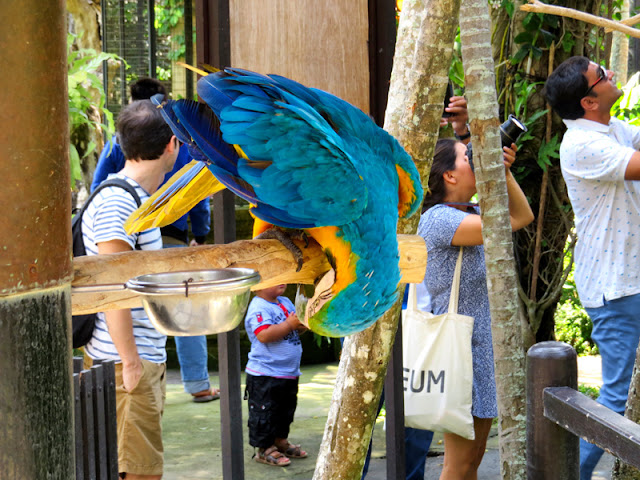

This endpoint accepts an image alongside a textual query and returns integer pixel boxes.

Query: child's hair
[422,138,459,212]
[130,77,167,101]
[116,100,173,161]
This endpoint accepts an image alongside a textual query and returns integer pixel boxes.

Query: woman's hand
[445,96,469,136]
[502,142,518,170]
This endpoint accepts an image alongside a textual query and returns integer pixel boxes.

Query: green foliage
[448,30,465,91]
[612,72,640,125]
[554,253,597,356]
[67,33,123,190]
[578,384,600,400]
[536,134,560,171]
[155,0,192,80]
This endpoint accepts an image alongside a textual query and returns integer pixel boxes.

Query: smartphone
[442,82,454,118]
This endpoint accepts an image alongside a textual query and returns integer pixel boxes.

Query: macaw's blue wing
[197,69,369,228]
[259,74,423,221]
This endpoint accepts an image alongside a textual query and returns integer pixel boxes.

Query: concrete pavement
[161,356,614,479]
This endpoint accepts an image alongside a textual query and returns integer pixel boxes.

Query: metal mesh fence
[101,0,195,119]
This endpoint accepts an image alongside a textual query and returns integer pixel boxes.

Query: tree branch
[520,0,640,38]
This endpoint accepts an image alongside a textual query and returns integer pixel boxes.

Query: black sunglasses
[584,65,607,97]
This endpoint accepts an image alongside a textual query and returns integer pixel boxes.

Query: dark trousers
[246,374,299,448]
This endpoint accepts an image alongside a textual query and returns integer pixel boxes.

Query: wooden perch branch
[520,0,640,38]
[71,234,427,315]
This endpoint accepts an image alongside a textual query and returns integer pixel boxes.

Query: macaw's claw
[255,228,305,272]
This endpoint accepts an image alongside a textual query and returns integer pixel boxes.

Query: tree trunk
[313,0,460,478]
[67,0,102,52]
[612,341,640,479]
[610,0,630,84]
[460,0,527,477]
[0,0,75,476]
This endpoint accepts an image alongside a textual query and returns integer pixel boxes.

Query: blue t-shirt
[244,296,302,378]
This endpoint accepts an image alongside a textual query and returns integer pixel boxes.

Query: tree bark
[460,0,527,477]
[610,0,630,84]
[612,341,640,479]
[313,0,460,478]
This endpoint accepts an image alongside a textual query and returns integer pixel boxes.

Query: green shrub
[553,254,598,356]
[578,384,600,400]
[67,33,123,190]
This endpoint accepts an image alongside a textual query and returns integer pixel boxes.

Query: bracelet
[455,128,471,141]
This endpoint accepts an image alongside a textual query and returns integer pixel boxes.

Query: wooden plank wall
[229,0,370,113]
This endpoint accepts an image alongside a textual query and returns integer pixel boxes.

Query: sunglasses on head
[584,65,607,97]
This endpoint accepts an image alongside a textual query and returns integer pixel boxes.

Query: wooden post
[526,341,579,479]
[0,0,74,477]
[195,1,245,478]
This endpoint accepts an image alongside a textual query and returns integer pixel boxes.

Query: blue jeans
[405,427,434,480]
[163,240,211,394]
[580,293,640,479]
[358,396,433,479]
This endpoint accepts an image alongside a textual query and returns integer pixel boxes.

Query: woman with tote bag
[417,137,533,479]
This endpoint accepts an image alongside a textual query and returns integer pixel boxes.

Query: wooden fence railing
[526,341,640,479]
[73,357,119,480]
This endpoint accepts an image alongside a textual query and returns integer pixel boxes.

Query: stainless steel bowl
[125,268,260,336]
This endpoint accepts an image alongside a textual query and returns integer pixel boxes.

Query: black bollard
[527,341,579,479]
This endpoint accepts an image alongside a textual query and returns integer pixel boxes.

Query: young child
[244,284,308,467]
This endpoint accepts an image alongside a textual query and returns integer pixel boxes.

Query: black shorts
[246,374,299,448]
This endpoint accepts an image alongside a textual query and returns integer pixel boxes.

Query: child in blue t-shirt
[244,284,309,467]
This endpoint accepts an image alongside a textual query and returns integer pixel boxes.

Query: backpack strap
[75,178,144,250]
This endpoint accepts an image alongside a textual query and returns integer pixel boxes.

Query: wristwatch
[455,125,471,141]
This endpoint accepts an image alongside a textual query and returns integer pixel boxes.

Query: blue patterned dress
[418,204,497,418]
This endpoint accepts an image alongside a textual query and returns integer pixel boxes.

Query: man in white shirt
[545,56,640,479]
[82,100,179,479]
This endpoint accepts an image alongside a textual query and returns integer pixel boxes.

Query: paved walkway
[162,356,613,479]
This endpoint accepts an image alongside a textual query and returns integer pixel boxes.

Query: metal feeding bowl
[125,268,260,336]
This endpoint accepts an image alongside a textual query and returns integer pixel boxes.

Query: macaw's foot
[255,228,306,272]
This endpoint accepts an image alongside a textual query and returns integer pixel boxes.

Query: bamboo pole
[72,235,427,315]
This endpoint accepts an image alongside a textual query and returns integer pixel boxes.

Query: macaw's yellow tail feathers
[176,61,219,77]
[124,160,225,234]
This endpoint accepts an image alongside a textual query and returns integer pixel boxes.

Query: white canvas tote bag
[402,248,475,440]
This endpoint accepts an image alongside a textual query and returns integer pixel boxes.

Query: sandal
[277,442,308,459]
[254,446,291,467]
[192,387,220,403]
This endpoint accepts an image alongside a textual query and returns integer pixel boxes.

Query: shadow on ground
[162,361,614,479]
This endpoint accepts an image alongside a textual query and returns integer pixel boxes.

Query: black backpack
[72,178,142,348]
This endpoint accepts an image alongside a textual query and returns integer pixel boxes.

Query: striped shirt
[82,173,167,363]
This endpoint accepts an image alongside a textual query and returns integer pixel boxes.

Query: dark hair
[422,138,459,212]
[116,100,173,161]
[543,56,590,120]
[130,77,167,101]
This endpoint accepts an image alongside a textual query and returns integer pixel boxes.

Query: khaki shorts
[114,359,166,476]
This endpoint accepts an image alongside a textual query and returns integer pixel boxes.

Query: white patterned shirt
[560,117,640,307]
[82,173,167,363]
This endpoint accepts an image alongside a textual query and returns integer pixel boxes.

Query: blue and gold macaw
[125,68,423,337]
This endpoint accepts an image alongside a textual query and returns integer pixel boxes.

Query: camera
[441,82,454,118]
[500,114,527,148]
[466,115,527,172]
